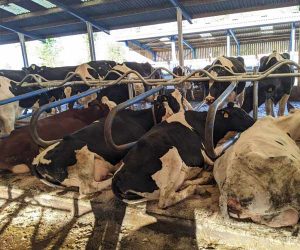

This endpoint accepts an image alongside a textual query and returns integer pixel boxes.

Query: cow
[0,70,54,136]
[79,62,162,107]
[0,101,110,175]
[112,102,255,208]
[203,56,246,107]
[214,109,300,227]
[32,90,191,194]
[256,51,293,116]
[173,66,195,101]
[241,52,294,116]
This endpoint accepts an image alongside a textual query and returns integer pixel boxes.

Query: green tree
[107,42,125,63]
[38,38,61,66]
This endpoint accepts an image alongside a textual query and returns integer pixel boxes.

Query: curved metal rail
[104,86,164,151]
[0,85,63,106]
[30,87,103,148]
[204,82,238,159]
[5,59,300,90]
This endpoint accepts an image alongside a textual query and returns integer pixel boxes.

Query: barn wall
[155,39,299,61]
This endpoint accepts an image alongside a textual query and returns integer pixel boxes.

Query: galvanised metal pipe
[176,7,184,67]
[204,82,237,159]
[86,21,96,61]
[30,87,103,148]
[0,86,62,106]
[253,67,259,121]
[19,60,300,88]
[104,86,164,151]
[18,33,29,68]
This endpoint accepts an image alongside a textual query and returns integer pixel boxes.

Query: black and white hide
[112,103,255,208]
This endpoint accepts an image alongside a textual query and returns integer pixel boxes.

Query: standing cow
[241,52,294,116]
[112,103,255,208]
[203,56,246,107]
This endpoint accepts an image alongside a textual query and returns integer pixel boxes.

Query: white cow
[214,110,300,228]
[0,76,21,136]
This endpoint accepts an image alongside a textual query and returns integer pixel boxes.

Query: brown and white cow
[0,101,109,174]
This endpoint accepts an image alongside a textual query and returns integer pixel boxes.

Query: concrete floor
[0,174,299,250]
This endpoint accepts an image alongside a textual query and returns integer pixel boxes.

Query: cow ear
[223,112,229,118]
[227,102,234,108]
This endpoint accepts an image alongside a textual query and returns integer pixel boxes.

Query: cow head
[204,57,246,105]
[22,64,44,75]
[214,102,255,145]
[153,89,193,122]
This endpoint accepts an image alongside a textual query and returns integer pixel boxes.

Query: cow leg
[159,185,198,208]
[190,84,195,100]
[11,164,30,174]
[2,116,15,135]
[277,94,290,116]
[94,155,115,182]
[236,89,245,107]
[182,97,194,110]
[265,99,275,117]
[181,171,213,189]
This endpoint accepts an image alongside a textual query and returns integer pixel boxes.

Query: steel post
[290,22,296,61]
[171,40,176,63]
[176,7,184,67]
[253,67,259,121]
[86,21,96,61]
[298,25,300,87]
[18,33,29,68]
[226,33,231,57]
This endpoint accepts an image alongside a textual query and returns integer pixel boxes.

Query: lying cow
[203,56,246,107]
[112,102,255,208]
[0,101,110,174]
[214,109,300,227]
[33,90,190,194]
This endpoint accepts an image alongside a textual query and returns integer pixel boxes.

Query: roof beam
[0,23,44,41]
[48,0,110,34]
[169,0,192,24]
[228,29,239,46]
[228,29,240,55]
[127,40,156,58]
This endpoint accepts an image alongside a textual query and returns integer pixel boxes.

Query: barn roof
[0,0,299,45]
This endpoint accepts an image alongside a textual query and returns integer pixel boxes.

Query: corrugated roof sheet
[0,0,298,44]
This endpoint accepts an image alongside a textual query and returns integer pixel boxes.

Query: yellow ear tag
[32,65,35,70]
[224,112,229,118]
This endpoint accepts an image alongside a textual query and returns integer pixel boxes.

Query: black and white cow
[203,56,246,107]
[112,103,255,208]
[257,52,293,116]
[80,62,163,107]
[32,90,191,194]
[173,66,195,101]
[241,52,294,116]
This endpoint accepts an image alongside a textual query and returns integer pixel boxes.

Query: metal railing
[29,87,103,148]
[104,86,164,151]
[26,59,300,161]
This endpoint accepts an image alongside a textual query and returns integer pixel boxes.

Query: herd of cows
[0,51,299,228]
